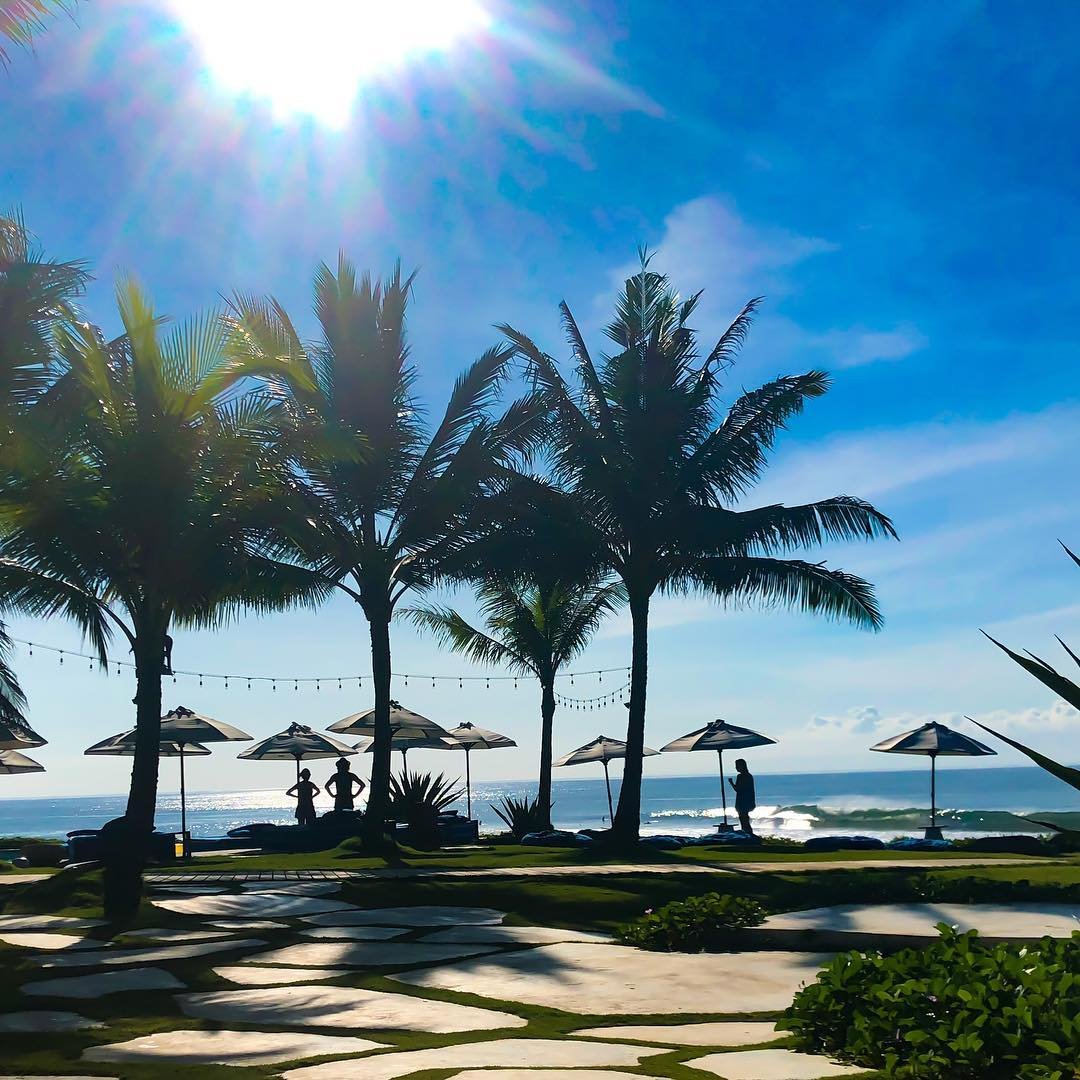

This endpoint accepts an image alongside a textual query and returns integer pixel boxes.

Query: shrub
[616,892,766,951]
[490,795,549,839]
[388,770,463,848]
[779,925,1080,1079]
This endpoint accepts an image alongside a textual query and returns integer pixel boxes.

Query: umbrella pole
[718,749,731,830]
[179,742,188,859]
[602,759,614,822]
[295,756,301,785]
[465,747,472,820]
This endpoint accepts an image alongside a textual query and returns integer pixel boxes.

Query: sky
[1,0,1078,799]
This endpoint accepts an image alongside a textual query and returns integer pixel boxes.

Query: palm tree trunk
[103,615,165,921]
[538,679,556,829]
[363,611,393,843]
[613,587,649,843]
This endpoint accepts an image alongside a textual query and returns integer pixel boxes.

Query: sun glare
[171,0,491,127]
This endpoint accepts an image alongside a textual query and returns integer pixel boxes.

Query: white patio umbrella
[156,706,252,853]
[0,748,44,774]
[328,701,450,740]
[871,721,996,839]
[445,723,517,819]
[660,719,777,831]
[85,730,212,847]
[554,735,659,823]
[238,723,358,784]
[0,719,46,751]
[355,731,459,770]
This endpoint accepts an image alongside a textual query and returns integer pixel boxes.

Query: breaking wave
[647,803,1080,835]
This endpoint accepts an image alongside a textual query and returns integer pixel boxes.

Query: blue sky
[2,0,1078,799]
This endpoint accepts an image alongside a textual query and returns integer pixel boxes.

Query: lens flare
[171,0,491,127]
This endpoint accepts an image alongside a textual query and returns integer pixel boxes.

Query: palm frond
[968,718,1080,794]
[981,630,1080,711]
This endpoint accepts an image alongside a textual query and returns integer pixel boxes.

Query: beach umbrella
[0,719,46,751]
[660,719,777,831]
[445,723,517,819]
[238,723,358,784]
[0,748,44,774]
[328,701,451,741]
[84,730,212,846]
[355,731,459,770]
[156,706,252,854]
[554,735,659,823]
[870,721,997,838]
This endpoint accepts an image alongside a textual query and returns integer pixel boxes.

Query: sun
[171,0,491,127]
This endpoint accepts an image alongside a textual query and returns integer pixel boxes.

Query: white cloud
[599,196,922,374]
[805,323,928,369]
[752,402,1080,505]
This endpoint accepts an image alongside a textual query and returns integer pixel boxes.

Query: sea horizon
[3,763,1078,842]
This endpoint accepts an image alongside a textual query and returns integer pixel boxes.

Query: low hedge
[779,925,1080,1079]
[616,892,766,950]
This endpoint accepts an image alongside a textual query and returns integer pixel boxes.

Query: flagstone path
[761,901,1080,941]
[393,942,832,1014]
[19,883,1036,1077]
[178,985,529,1032]
[84,1030,384,1067]
[570,1022,783,1047]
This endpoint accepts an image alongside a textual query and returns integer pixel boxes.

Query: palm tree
[407,574,624,827]
[1,2,73,66]
[0,210,97,738]
[0,210,89,408]
[0,280,319,910]
[499,254,897,843]
[226,258,546,837]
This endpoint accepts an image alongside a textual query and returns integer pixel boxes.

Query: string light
[12,637,630,692]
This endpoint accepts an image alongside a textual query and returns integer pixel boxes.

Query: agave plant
[976,542,1080,817]
[490,794,550,840]
[388,769,464,847]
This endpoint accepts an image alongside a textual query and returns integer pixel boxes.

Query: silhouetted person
[287,768,320,826]
[729,757,756,834]
[326,757,365,811]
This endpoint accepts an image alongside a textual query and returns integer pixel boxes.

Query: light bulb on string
[59,650,63,665]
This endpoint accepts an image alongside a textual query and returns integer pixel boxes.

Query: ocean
[1,764,1078,841]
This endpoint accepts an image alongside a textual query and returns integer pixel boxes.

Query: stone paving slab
[213,965,349,986]
[452,1072,658,1080]
[180,984,528,1032]
[687,1049,870,1078]
[238,881,342,896]
[246,940,505,968]
[424,925,613,945]
[23,967,186,998]
[302,906,505,927]
[299,925,409,942]
[571,1022,783,1047]
[39,937,266,968]
[394,943,831,1015]
[125,927,237,943]
[0,915,104,931]
[0,932,109,951]
[0,1011,104,1032]
[153,893,352,918]
[763,902,1080,940]
[209,918,290,930]
[148,884,229,894]
[283,1038,668,1080]
[84,1029,383,1066]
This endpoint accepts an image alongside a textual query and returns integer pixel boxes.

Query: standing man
[729,758,756,834]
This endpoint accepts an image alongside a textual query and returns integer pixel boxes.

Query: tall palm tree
[1,1,72,66]
[0,210,97,738]
[500,254,897,843]
[227,257,546,837]
[0,210,89,408]
[407,574,624,827]
[0,280,319,909]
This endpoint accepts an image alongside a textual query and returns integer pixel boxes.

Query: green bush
[779,925,1080,1079]
[490,795,549,839]
[616,892,766,951]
